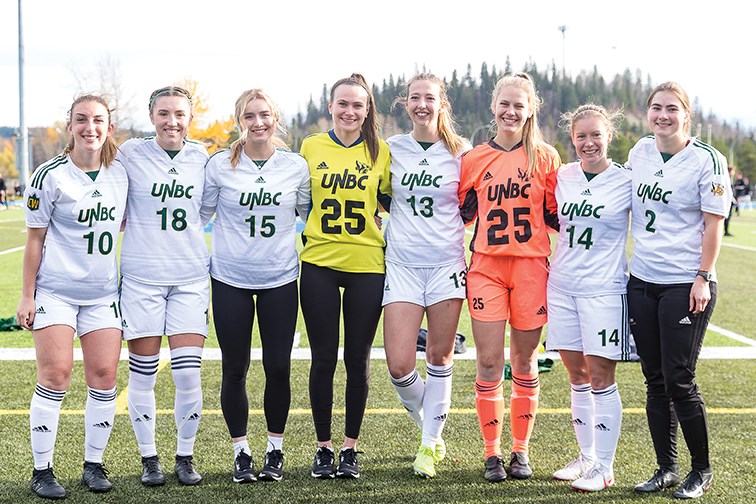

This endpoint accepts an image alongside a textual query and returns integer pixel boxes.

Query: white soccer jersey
[200,148,310,289]
[119,137,209,285]
[24,154,128,305]
[548,161,632,296]
[627,136,731,283]
[384,134,471,266]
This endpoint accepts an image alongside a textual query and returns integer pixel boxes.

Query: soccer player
[200,89,310,483]
[627,82,730,499]
[458,72,560,482]
[17,95,127,499]
[546,104,631,492]
[299,73,391,479]
[382,73,470,478]
[119,86,209,487]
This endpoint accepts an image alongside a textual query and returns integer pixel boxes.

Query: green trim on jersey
[418,141,435,151]
[252,160,267,168]
[208,148,230,161]
[660,152,674,163]
[164,149,181,159]
[583,170,598,181]
[185,138,204,146]
[85,170,99,181]
[30,155,68,190]
[692,140,724,175]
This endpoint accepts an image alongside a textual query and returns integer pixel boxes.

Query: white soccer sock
[389,369,425,429]
[570,383,596,464]
[171,346,203,457]
[30,384,66,470]
[127,353,159,457]
[267,435,283,453]
[233,440,250,458]
[422,362,453,450]
[593,383,622,470]
[84,386,117,464]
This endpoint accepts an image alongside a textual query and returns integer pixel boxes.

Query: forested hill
[289,60,756,177]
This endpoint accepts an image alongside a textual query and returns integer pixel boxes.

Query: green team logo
[27,193,40,211]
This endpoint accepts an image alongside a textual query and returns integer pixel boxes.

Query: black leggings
[627,275,716,471]
[300,261,384,442]
[212,278,297,438]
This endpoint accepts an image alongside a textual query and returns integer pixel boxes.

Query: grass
[0,207,755,502]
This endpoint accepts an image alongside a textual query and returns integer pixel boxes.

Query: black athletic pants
[212,278,297,438]
[627,275,716,471]
[300,261,384,442]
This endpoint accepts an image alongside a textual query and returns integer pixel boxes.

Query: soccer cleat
[508,451,533,480]
[311,446,335,479]
[141,455,166,486]
[553,456,592,481]
[484,455,507,482]
[258,450,284,482]
[30,466,66,499]
[336,448,360,479]
[174,455,202,485]
[412,445,436,478]
[672,469,713,499]
[434,437,447,463]
[571,464,615,492]
[635,467,681,493]
[232,451,257,483]
[81,461,113,493]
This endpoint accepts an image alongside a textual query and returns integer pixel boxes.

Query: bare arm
[689,212,724,315]
[16,227,47,329]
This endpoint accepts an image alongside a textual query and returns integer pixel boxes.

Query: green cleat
[413,445,436,478]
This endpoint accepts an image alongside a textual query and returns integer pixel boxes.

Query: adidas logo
[121,319,129,328]
[419,158,429,166]
[483,418,499,428]
[654,169,664,178]
[595,423,610,432]
[580,188,592,196]
[517,413,534,420]
[536,306,547,315]
[679,316,692,325]
[434,413,448,422]
[317,162,329,170]
[91,190,102,198]
[187,413,200,421]
[255,176,266,183]
[384,283,390,291]
[32,425,51,433]
[572,418,586,426]
[35,306,46,314]
[168,167,179,175]
[483,171,493,181]
[134,414,152,423]
[93,421,112,429]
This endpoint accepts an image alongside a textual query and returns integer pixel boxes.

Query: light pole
[18,0,30,185]
[558,25,567,78]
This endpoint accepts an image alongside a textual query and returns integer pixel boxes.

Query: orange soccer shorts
[466,254,549,329]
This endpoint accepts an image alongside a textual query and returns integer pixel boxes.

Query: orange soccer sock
[475,378,504,458]
[510,373,540,454]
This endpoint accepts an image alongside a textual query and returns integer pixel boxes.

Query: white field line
[0,245,24,255]
[708,324,756,346]
[721,242,756,252]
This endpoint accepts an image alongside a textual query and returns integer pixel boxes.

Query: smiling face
[67,99,114,154]
[150,95,192,150]
[572,115,612,171]
[647,90,689,142]
[407,79,442,131]
[492,85,531,141]
[242,98,276,146]
[328,83,369,140]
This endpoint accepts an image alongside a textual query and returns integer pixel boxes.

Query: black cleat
[175,455,202,485]
[141,455,166,486]
[673,469,713,499]
[635,467,681,493]
[508,451,533,480]
[259,449,284,481]
[336,448,360,479]
[81,461,112,493]
[311,446,335,479]
[484,455,507,482]
[232,451,257,483]
[30,466,66,500]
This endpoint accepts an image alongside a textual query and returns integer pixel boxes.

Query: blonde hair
[490,72,547,176]
[646,81,692,134]
[560,103,624,137]
[229,89,288,168]
[63,94,118,168]
[392,73,467,157]
[330,73,380,164]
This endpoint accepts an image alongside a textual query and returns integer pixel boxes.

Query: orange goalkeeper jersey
[459,140,559,258]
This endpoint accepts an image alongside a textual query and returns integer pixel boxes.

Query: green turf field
[0,207,755,503]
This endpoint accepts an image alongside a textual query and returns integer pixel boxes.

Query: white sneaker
[571,464,614,492]
[553,456,592,481]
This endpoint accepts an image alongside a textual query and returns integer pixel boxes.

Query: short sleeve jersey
[458,141,560,258]
[384,134,471,266]
[628,136,731,283]
[118,137,209,285]
[548,161,632,296]
[201,148,311,289]
[299,132,391,273]
[24,154,128,304]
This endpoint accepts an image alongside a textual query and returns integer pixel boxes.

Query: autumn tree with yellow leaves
[178,78,235,154]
